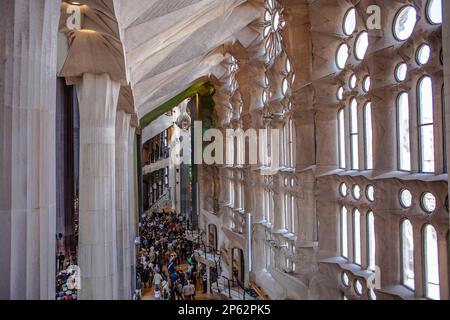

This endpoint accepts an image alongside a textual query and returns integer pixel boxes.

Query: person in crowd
[153,270,162,292]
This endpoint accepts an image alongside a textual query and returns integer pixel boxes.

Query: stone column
[76,73,120,300]
[444,0,450,218]
[0,0,60,300]
[128,126,137,296]
[272,176,284,233]
[115,110,131,300]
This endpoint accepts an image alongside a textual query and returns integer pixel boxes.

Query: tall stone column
[128,126,137,296]
[115,111,131,300]
[0,0,60,300]
[76,73,120,300]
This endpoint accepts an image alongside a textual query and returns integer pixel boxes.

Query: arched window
[284,193,289,230]
[283,118,295,168]
[401,219,415,289]
[364,102,373,170]
[291,195,296,234]
[263,188,269,222]
[418,76,435,173]
[341,206,348,258]
[397,92,411,171]
[423,224,440,299]
[338,109,346,168]
[229,179,234,206]
[367,211,376,270]
[353,209,361,265]
[288,118,295,168]
[350,98,359,170]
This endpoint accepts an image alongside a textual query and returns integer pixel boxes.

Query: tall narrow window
[424,225,440,299]
[350,98,359,170]
[341,206,348,258]
[353,209,361,265]
[289,119,294,167]
[418,76,435,173]
[401,219,415,290]
[229,180,234,206]
[397,93,411,170]
[290,195,296,234]
[338,109,346,168]
[364,102,373,169]
[367,211,376,270]
[240,182,245,210]
[282,123,287,167]
[263,189,269,221]
[284,193,289,230]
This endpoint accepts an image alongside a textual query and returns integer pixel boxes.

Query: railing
[147,191,170,214]
[187,228,259,300]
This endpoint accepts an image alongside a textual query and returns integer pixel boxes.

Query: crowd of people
[135,211,201,300]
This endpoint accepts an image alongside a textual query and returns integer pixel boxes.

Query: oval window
[416,44,431,65]
[355,31,369,60]
[340,183,348,197]
[343,8,356,36]
[421,192,436,213]
[337,86,344,101]
[363,76,371,92]
[400,189,413,208]
[353,185,361,200]
[393,6,417,41]
[395,63,408,82]
[426,0,442,25]
[349,74,357,89]
[336,44,350,70]
[355,279,363,295]
[366,185,375,202]
[342,271,350,287]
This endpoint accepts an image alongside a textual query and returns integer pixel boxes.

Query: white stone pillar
[128,125,137,295]
[76,73,120,300]
[0,0,60,300]
[115,111,131,300]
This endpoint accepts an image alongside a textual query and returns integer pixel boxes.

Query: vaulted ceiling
[60,0,263,121]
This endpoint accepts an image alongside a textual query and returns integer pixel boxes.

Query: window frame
[417,75,435,173]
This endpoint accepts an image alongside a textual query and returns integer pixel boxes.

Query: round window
[421,192,436,213]
[400,189,413,208]
[393,6,417,41]
[336,44,350,70]
[355,31,369,60]
[343,8,356,36]
[416,44,431,65]
[395,63,408,82]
